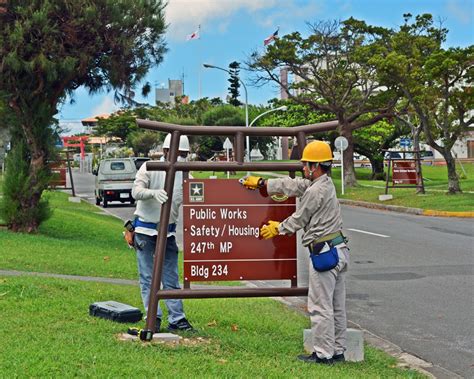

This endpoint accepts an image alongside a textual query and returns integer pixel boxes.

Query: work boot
[297,352,333,365]
[332,353,345,363]
[167,318,194,332]
[154,318,162,333]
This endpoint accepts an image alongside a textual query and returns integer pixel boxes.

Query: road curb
[339,199,473,218]
[422,209,474,218]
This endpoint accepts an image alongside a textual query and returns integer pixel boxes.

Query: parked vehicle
[93,158,137,207]
[131,157,150,170]
[384,151,402,160]
[420,150,435,165]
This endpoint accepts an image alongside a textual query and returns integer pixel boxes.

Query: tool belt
[310,231,347,250]
[133,219,176,233]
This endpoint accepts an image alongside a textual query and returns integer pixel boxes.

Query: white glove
[150,189,168,204]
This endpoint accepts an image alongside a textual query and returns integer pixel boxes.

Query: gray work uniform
[267,174,349,359]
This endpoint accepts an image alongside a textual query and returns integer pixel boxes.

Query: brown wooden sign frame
[383,150,425,194]
[135,119,339,340]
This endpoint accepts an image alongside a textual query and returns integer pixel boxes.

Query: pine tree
[227,61,242,106]
[0,1,167,232]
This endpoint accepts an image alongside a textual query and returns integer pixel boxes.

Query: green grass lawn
[0,191,426,377]
[0,191,139,278]
[333,164,474,212]
[0,276,424,378]
[192,163,474,212]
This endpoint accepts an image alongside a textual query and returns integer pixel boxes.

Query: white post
[226,148,230,179]
[341,149,345,195]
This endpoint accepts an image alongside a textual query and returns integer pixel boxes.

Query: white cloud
[446,0,473,24]
[256,1,323,29]
[91,96,119,116]
[164,0,325,41]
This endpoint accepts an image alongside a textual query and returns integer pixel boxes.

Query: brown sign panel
[392,160,417,185]
[183,179,297,282]
[50,163,67,187]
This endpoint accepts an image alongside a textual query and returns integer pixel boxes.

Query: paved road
[70,169,473,378]
[342,206,473,378]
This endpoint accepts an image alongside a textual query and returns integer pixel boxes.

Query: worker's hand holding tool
[239,176,265,190]
[151,189,168,204]
[260,220,280,239]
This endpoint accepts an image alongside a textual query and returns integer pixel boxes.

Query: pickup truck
[93,158,137,208]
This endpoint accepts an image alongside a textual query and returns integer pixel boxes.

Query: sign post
[334,136,348,195]
[223,138,233,179]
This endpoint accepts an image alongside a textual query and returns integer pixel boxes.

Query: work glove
[239,175,265,190]
[260,220,280,239]
[150,189,168,204]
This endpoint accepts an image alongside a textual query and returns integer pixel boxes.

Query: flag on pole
[186,25,200,41]
[264,28,279,46]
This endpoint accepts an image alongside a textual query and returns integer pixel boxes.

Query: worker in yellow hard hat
[240,140,349,365]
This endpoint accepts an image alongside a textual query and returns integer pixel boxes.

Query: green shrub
[0,141,51,231]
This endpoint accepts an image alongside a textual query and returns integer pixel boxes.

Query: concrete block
[68,196,81,203]
[152,332,181,342]
[303,328,364,362]
[378,194,393,201]
[117,332,180,343]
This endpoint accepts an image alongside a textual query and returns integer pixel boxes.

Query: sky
[58,0,473,134]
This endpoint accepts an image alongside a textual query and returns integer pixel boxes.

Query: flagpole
[198,25,202,99]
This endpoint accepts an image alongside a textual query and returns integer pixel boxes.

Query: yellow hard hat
[301,140,333,163]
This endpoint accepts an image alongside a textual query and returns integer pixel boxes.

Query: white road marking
[347,228,390,238]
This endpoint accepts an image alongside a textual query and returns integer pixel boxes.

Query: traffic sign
[400,138,412,147]
[334,136,348,151]
[223,138,233,150]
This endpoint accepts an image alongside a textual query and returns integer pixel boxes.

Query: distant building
[155,79,183,105]
[80,113,111,134]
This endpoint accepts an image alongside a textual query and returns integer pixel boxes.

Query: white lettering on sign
[190,264,229,279]
[190,241,215,254]
[219,208,247,219]
[190,207,249,220]
[228,224,259,237]
[191,265,209,279]
[219,241,232,253]
[190,224,220,237]
[190,208,216,220]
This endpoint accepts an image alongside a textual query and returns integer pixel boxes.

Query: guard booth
[135,119,339,341]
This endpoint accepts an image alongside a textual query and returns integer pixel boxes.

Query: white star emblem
[192,185,201,195]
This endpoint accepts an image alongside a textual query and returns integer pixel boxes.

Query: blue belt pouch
[310,243,339,272]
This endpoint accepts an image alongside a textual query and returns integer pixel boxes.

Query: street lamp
[203,63,249,163]
[249,105,287,127]
[249,105,288,161]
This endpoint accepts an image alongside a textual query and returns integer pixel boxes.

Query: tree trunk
[411,126,425,194]
[444,152,462,194]
[370,157,385,180]
[10,151,47,233]
[6,121,50,233]
[341,126,358,187]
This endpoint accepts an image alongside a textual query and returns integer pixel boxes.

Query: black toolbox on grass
[89,301,143,323]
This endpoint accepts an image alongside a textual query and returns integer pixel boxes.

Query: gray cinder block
[303,328,364,362]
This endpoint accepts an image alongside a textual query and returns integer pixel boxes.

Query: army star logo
[189,182,204,202]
